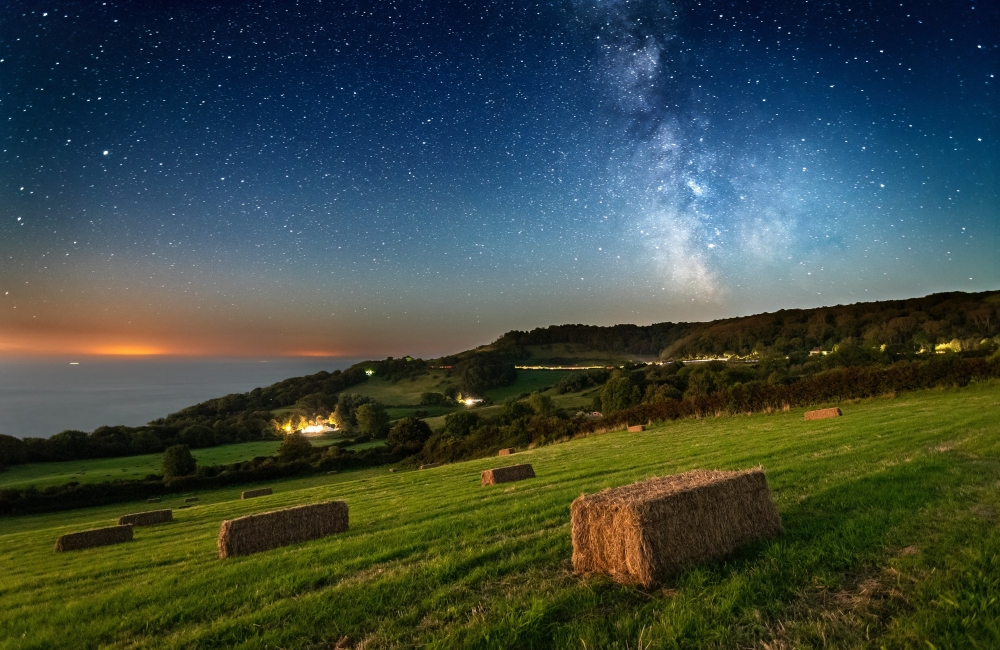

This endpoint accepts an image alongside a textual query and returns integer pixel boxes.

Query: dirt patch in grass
[759,569,911,649]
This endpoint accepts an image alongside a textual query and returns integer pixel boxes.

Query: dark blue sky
[2,0,997,357]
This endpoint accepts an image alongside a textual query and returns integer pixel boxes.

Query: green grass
[485,369,574,401]
[518,343,657,365]
[386,404,458,421]
[3,382,1000,648]
[347,370,459,405]
[0,439,341,490]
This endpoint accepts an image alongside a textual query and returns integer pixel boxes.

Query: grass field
[485,369,573,401]
[0,439,341,490]
[3,382,1000,648]
[347,370,458,405]
[517,343,658,365]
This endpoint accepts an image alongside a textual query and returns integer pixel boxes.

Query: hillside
[493,290,1000,361]
[3,289,997,472]
[3,382,999,648]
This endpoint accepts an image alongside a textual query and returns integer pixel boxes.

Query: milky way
[1,1,997,357]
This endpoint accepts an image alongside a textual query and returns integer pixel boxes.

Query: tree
[419,392,449,406]
[355,403,391,438]
[332,393,373,431]
[387,417,432,455]
[295,392,336,415]
[528,391,554,417]
[161,444,197,479]
[179,424,216,448]
[278,432,314,463]
[0,434,28,468]
[129,430,164,455]
[442,411,480,437]
[455,354,516,395]
[49,429,90,460]
[600,373,641,415]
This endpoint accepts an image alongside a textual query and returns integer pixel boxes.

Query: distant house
[809,347,822,356]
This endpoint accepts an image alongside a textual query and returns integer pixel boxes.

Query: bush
[419,392,449,406]
[278,432,314,463]
[162,445,197,479]
[387,417,432,455]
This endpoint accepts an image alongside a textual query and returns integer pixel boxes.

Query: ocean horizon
[0,357,361,439]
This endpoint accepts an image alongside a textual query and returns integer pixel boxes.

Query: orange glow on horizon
[89,345,170,356]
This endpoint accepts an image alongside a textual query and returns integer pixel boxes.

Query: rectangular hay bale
[147,497,161,503]
[419,463,441,470]
[498,447,515,456]
[54,525,133,552]
[804,407,842,421]
[481,463,536,486]
[627,425,645,432]
[184,497,199,503]
[218,500,349,558]
[118,509,173,526]
[571,469,782,587]
[241,487,273,499]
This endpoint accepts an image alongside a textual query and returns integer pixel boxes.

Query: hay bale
[218,500,349,558]
[388,468,396,473]
[184,497,199,503]
[498,447,515,456]
[481,463,536,486]
[241,487,273,500]
[54,525,133,552]
[147,497,161,503]
[627,425,645,432]
[118,509,172,526]
[804,407,842,420]
[419,463,441,470]
[571,469,782,587]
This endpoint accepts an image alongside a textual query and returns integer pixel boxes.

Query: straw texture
[218,500,349,558]
[627,425,645,432]
[241,487,273,499]
[571,469,782,586]
[498,448,515,456]
[54,525,133,552]
[481,463,536,486]
[118,509,172,526]
[804,407,842,420]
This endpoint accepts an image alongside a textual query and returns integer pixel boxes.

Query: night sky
[2,0,997,358]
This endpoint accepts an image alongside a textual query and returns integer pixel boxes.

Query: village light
[365,369,375,376]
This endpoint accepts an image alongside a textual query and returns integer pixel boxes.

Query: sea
[0,357,361,438]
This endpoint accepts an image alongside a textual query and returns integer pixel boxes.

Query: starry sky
[2,0,997,358]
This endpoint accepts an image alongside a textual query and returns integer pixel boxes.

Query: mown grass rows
[2,382,999,648]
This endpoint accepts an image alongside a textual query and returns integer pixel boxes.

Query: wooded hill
[2,290,997,468]
[493,290,1000,360]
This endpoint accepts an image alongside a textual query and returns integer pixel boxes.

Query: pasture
[0,440,295,490]
[2,382,999,648]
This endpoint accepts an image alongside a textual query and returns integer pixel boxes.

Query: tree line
[493,290,1000,361]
